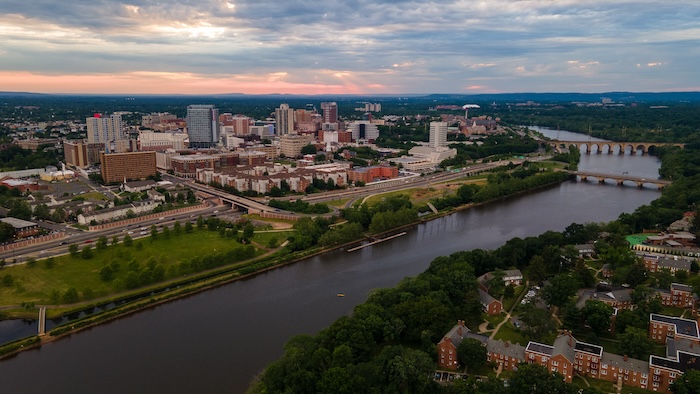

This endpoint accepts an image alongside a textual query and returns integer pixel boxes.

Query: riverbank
[0,172,575,360]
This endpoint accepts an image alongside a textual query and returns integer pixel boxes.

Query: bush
[62,287,79,304]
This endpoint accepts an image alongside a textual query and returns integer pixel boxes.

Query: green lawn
[661,305,685,317]
[325,198,352,207]
[493,323,527,346]
[81,191,109,201]
[0,228,275,306]
[252,230,296,247]
[484,314,505,327]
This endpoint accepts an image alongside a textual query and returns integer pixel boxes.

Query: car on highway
[127,231,134,235]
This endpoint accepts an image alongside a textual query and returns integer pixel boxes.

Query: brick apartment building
[100,151,157,184]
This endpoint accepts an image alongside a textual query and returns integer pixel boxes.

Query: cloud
[0,0,698,93]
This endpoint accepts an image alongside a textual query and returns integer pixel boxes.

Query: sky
[0,0,699,95]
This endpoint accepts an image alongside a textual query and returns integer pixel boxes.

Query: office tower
[429,122,448,148]
[186,105,220,149]
[86,114,124,145]
[321,102,338,123]
[275,103,295,135]
[348,121,379,142]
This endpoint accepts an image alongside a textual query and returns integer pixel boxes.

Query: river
[0,127,663,393]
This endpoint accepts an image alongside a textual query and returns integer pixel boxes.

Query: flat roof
[526,342,553,356]
[651,314,700,338]
[575,341,603,357]
[0,217,37,229]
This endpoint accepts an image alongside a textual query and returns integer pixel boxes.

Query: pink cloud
[0,71,386,95]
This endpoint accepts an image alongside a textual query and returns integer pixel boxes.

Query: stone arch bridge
[550,140,684,155]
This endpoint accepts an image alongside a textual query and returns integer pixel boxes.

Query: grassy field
[0,228,284,306]
[362,187,447,208]
[493,323,528,345]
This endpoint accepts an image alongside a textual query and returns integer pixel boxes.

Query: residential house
[479,289,503,315]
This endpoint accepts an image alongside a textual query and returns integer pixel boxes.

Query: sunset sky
[1,0,699,95]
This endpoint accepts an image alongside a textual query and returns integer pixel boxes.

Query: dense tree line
[250,222,625,393]
[0,145,61,170]
[269,199,330,214]
[439,134,540,168]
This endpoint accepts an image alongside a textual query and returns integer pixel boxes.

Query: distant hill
[423,92,700,103]
[1,91,699,103]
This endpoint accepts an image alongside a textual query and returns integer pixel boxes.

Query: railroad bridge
[569,171,672,189]
[551,140,684,155]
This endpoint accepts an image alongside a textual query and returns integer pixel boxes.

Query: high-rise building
[429,122,448,148]
[186,105,220,149]
[86,114,124,146]
[275,103,295,135]
[321,102,338,123]
[63,140,89,168]
[348,121,379,142]
[100,151,157,184]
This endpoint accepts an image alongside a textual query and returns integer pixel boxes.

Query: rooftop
[651,314,700,339]
[0,217,38,229]
[526,342,554,356]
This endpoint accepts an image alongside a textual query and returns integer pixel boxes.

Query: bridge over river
[551,140,684,155]
[568,170,672,189]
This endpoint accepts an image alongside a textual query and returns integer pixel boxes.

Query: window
[552,361,558,366]
[541,356,547,362]
[670,372,677,378]
[592,357,598,363]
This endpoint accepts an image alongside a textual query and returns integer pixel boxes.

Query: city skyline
[1,0,698,95]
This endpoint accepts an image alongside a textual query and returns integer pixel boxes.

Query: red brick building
[347,165,399,184]
[436,320,488,370]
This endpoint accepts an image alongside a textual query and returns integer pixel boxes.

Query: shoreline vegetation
[245,141,700,393]
[0,161,574,359]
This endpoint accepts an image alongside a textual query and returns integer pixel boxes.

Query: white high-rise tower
[429,122,448,148]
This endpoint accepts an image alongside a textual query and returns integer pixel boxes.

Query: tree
[487,269,506,298]
[68,244,79,257]
[151,225,158,239]
[671,369,700,394]
[581,300,613,335]
[96,236,108,250]
[185,222,194,233]
[457,338,486,372]
[81,245,93,259]
[123,234,133,246]
[173,221,182,235]
[519,303,556,341]
[619,327,654,359]
[0,222,15,243]
[573,259,596,288]
[62,287,79,303]
[508,363,577,394]
[99,265,114,281]
[301,144,317,155]
[196,216,205,229]
[542,273,580,308]
[33,203,51,220]
[615,309,646,334]
[243,223,255,239]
